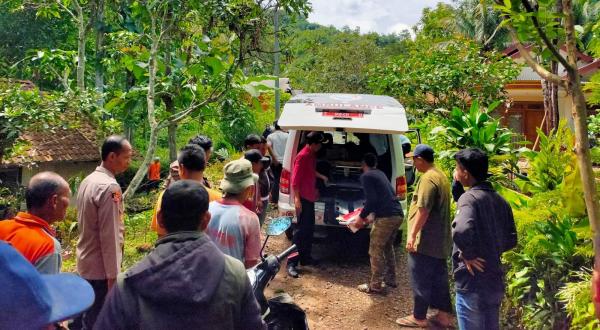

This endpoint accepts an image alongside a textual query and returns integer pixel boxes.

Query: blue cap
[0,242,95,328]
[406,144,434,161]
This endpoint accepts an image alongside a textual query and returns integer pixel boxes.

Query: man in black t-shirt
[356,153,403,295]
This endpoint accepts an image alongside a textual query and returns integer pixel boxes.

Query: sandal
[357,283,385,295]
[395,315,428,328]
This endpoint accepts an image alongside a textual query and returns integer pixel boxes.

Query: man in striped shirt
[0,172,71,274]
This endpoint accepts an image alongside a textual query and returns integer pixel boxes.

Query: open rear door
[278,93,409,134]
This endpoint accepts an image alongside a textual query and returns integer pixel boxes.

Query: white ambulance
[277,93,414,230]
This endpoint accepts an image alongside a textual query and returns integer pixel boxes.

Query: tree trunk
[542,63,560,133]
[545,0,562,132]
[549,61,560,130]
[124,120,160,200]
[162,96,177,162]
[94,0,105,106]
[124,72,135,143]
[542,79,553,132]
[162,50,177,163]
[124,14,161,200]
[563,0,600,262]
[168,123,177,162]
[75,3,86,91]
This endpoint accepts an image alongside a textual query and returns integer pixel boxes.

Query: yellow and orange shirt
[151,186,222,237]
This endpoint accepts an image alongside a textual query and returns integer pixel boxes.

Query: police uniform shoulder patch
[112,190,122,203]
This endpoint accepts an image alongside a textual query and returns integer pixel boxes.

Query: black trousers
[271,163,282,204]
[408,252,453,320]
[288,198,315,267]
[70,279,109,330]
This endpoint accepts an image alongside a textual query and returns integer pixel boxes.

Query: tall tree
[9,0,104,91]
[116,0,310,198]
[496,0,600,261]
[369,38,521,119]
[93,0,105,104]
[454,0,509,51]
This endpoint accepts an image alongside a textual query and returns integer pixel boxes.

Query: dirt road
[262,227,449,330]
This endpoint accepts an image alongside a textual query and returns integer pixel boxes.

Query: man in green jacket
[94,180,265,330]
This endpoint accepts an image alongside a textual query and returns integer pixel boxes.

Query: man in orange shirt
[148,156,161,191]
[151,144,221,237]
[0,171,71,274]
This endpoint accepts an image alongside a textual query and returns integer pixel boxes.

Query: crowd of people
[355,144,517,330]
[0,120,523,329]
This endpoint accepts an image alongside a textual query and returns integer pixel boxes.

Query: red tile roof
[503,43,594,63]
[2,123,100,166]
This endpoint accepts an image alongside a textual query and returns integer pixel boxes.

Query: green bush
[588,114,600,144]
[55,207,79,273]
[591,146,600,165]
[504,216,589,329]
[0,186,25,219]
[517,122,576,194]
[413,114,455,176]
[204,151,243,188]
[55,207,79,249]
[125,191,159,213]
[123,209,157,269]
[557,269,600,330]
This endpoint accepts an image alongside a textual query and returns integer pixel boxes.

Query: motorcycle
[248,216,309,330]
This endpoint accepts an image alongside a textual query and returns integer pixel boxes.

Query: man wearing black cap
[287,131,326,278]
[452,148,517,330]
[397,144,453,328]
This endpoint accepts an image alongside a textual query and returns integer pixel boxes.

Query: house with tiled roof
[0,121,100,190]
[0,79,101,191]
[499,44,599,146]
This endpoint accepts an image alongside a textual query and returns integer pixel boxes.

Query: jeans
[369,216,402,286]
[69,279,109,330]
[288,198,315,267]
[408,252,453,320]
[455,290,504,330]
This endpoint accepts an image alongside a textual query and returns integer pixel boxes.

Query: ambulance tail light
[396,176,407,200]
[280,169,291,195]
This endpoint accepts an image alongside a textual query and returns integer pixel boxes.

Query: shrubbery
[496,123,595,329]
[423,102,596,329]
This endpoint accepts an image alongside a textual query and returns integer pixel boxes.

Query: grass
[60,205,159,273]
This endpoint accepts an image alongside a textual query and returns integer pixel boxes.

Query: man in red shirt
[287,131,327,278]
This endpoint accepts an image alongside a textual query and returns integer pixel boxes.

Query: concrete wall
[21,161,98,202]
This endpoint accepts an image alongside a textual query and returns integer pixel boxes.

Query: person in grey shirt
[267,120,288,204]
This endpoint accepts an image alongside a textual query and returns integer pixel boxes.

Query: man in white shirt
[266,121,288,204]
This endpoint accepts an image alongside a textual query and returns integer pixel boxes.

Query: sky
[307,0,454,35]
